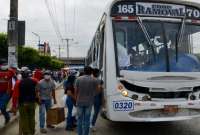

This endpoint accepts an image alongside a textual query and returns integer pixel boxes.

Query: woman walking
[64,74,76,131]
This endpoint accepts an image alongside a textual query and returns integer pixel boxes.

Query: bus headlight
[121,90,128,97]
[142,95,151,101]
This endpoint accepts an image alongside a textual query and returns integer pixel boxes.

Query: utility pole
[62,38,73,66]
[58,44,61,59]
[8,0,18,67]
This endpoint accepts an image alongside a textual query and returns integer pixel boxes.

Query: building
[38,42,51,55]
[60,57,85,68]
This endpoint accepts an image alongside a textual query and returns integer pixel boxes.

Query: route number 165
[118,5,134,14]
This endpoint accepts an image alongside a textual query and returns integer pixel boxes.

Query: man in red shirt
[12,68,38,135]
[33,68,43,81]
[0,65,15,124]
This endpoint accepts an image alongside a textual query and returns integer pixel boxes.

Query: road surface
[2,87,200,135]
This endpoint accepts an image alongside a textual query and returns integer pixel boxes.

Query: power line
[49,0,62,39]
[63,0,68,37]
[73,0,77,36]
[45,0,60,39]
[52,0,57,17]
[44,0,63,42]
[51,0,62,39]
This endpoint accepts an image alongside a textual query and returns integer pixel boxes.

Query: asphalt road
[2,115,200,135]
[2,87,200,135]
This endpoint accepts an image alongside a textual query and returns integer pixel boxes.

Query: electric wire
[45,0,61,40]
[63,0,68,37]
[49,0,62,40]
[73,0,76,37]
[51,0,63,41]
[44,0,63,42]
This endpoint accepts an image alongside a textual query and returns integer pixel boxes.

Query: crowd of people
[64,66,104,135]
[0,65,63,134]
[0,65,104,135]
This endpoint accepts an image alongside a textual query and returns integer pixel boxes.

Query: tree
[18,47,40,69]
[0,33,65,70]
[18,47,64,70]
[38,55,51,69]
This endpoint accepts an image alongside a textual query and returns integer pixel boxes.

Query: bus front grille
[149,91,190,99]
[120,80,191,99]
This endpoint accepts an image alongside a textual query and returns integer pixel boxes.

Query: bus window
[93,46,96,62]
[191,32,200,54]
[116,29,126,48]
[115,29,129,67]
[99,26,105,70]
[114,21,200,72]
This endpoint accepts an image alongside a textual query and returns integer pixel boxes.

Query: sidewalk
[0,81,63,132]
[0,113,19,131]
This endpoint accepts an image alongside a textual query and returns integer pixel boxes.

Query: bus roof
[106,0,200,14]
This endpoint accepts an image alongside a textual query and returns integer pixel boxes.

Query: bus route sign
[111,1,200,20]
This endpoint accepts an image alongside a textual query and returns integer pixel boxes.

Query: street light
[32,32,40,46]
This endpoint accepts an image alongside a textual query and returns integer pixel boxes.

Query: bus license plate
[163,105,179,113]
[113,100,134,111]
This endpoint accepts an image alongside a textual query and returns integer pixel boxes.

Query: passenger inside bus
[115,21,200,72]
[117,42,130,68]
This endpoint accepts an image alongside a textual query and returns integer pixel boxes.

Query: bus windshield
[114,20,200,72]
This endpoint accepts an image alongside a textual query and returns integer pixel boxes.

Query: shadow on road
[96,118,200,135]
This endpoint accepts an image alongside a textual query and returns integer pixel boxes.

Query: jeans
[66,96,74,128]
[77,105,92,135]
[39,99,52,128]
[19,103,36,135]
[91,98,101,126]
[0,92,10,122]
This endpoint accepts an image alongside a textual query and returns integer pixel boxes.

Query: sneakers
[47,125,55,129]
[40,125,55,133]
[40,128,47,134]
[91,126,97,132]
[4,117,10,125]
[65,127,74,131]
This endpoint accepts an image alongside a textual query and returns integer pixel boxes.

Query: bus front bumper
[109,99,200,122]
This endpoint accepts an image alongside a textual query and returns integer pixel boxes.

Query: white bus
[86,0,200,122]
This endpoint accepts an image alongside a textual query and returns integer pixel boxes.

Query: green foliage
[18,47,40,68]
[0,33,8,60]
[38,55,51,69]
[18,47,64,70]
[51,58,65,69]
[0,33,64,70]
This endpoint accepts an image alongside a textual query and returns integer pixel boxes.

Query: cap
[44,70,51,75]
[21,67,29,72]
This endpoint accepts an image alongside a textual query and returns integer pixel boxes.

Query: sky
[0,0,111,58]
[0,0,199,58]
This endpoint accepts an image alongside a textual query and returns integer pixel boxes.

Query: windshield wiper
[176,16,186,62]
[161,22,170,72]
[137,17,156,61]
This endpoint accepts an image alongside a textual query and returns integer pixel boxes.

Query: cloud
[0,0,111,57]
[3,0,199,58]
